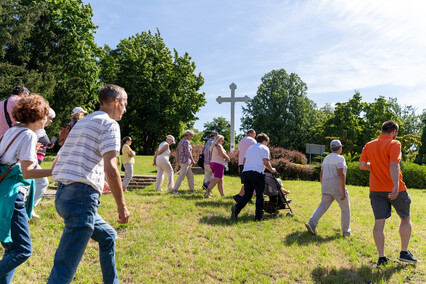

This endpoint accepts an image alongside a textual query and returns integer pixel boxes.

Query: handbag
[0,129,27,183]
[121,163,125,172]
[197,153,204,169]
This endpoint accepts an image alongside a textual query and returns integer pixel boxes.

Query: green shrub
[401,162,426,189]
[346,161,370,186]
[272,159,319,181]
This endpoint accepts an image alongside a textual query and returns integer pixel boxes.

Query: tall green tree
[100,30,206,154]
[241,69,319,151]
[0,0,102,135]
[415,112,426,164]
[202,117,231,150]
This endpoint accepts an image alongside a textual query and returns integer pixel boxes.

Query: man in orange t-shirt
[360,121,417,266]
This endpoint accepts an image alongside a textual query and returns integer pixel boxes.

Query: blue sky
[83,0,426,133]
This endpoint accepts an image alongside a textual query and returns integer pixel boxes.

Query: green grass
[6,156,426,283]
[42,154,158,175]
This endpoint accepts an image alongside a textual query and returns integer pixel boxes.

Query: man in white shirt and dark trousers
[305,139,352,237]
[231,133,276,221]
[48,84,130,284]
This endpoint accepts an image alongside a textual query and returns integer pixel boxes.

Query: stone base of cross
[216,83,250,152]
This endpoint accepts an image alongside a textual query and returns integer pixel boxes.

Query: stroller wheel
[286,212,294,217]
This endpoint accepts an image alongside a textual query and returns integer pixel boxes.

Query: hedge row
[169,143,426,189]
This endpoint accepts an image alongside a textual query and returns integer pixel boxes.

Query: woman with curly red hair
[0,94,53,283]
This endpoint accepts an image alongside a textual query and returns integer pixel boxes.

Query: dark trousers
[235,171,265,220]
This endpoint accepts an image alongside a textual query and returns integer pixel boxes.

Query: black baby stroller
[263,170,294,217]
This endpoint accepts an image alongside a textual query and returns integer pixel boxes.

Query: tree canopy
[0,0,102,136]
[241,69,320,151]
[202,117,231,150]
[100,30,206,154]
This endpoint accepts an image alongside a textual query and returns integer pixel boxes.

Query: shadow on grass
[284,231,340,246]
[195,200,234,208]
[199,212,281,226]
[311,263,406,283]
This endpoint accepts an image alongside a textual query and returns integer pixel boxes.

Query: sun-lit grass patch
[7,156,425,283]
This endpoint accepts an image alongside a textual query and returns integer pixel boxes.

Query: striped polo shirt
[52,111,121,193]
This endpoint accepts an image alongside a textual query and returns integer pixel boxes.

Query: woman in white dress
[153,135,175,191]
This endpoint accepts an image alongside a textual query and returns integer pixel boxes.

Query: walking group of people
[0,84,129,283]
[0,84,418,283]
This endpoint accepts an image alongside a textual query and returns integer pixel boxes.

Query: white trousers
[34,163,49,207]
[155,156,174,191]
[308,191,351,233]
[203,163,213,184]
[122,163,133,187]
[173,163,194,191]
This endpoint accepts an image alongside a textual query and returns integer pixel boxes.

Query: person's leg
[205,177,219,197]
[400,216,412,252]
[173,163,189,192]
[334,192,351,234]
[186,165,194,192]
[234,172,255,216]
[307,194,334,230]
[91,214,118,284]
[203,164,213,184]
[34,177,49,207]
[217,178,225,196]
[155,163,165,191]
[373,219,386,257]
[163,160,175,190]
[122,163,133,191]
[252,172,266,220]
[0,193,32,283]
[48,183,99,283]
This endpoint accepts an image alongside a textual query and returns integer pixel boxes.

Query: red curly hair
[12,94,50,124]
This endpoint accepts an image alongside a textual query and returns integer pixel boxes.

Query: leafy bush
[345,162,370,187]
[401,162,426,189]
[269,147,308,164]
[272,159,319,181]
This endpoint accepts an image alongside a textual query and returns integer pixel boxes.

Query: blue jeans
[0,193,32,284]
[47,183,118,284]
[236,171,265,220]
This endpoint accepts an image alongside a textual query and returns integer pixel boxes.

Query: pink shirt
[0,95,20,138]
[238,136,256,165]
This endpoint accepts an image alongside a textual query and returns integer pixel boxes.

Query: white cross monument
[216,83,250,152]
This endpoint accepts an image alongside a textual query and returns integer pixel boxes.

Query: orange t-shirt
[360,135,406,192]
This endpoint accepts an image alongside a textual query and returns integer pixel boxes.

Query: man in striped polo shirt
[48,84,130,283]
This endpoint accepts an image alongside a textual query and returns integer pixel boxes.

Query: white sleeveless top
[157,141,170,158]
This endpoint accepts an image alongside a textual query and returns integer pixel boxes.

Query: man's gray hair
[184,130,195,137]
[98,84,126,105]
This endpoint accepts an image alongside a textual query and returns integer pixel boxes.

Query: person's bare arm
[320,169,323,184]
[21,160,52,179]
[263,158,276,173]
[337,168,346,200]
[218,145,230,161]
[104,150,130,224]
[388,161,400,200]
[359,161,370,170]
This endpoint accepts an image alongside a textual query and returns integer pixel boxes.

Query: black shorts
[369,191,411,219]
[239,165,244,183]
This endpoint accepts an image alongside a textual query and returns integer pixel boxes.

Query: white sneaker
[32,212,40,219]
[305,223,316,235]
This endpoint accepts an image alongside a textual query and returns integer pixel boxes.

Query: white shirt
[238,136,256,165]
[52,111,121,194]
[0,126,37,165]
[321,153,347,195]
[242,143,270,174]
[156,141,170,159]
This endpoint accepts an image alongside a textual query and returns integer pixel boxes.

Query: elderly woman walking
[0,94,53,283]
[153,135,175,191]
[204,135,230,198]
[121,136,135,191]
[173,130,195,194]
